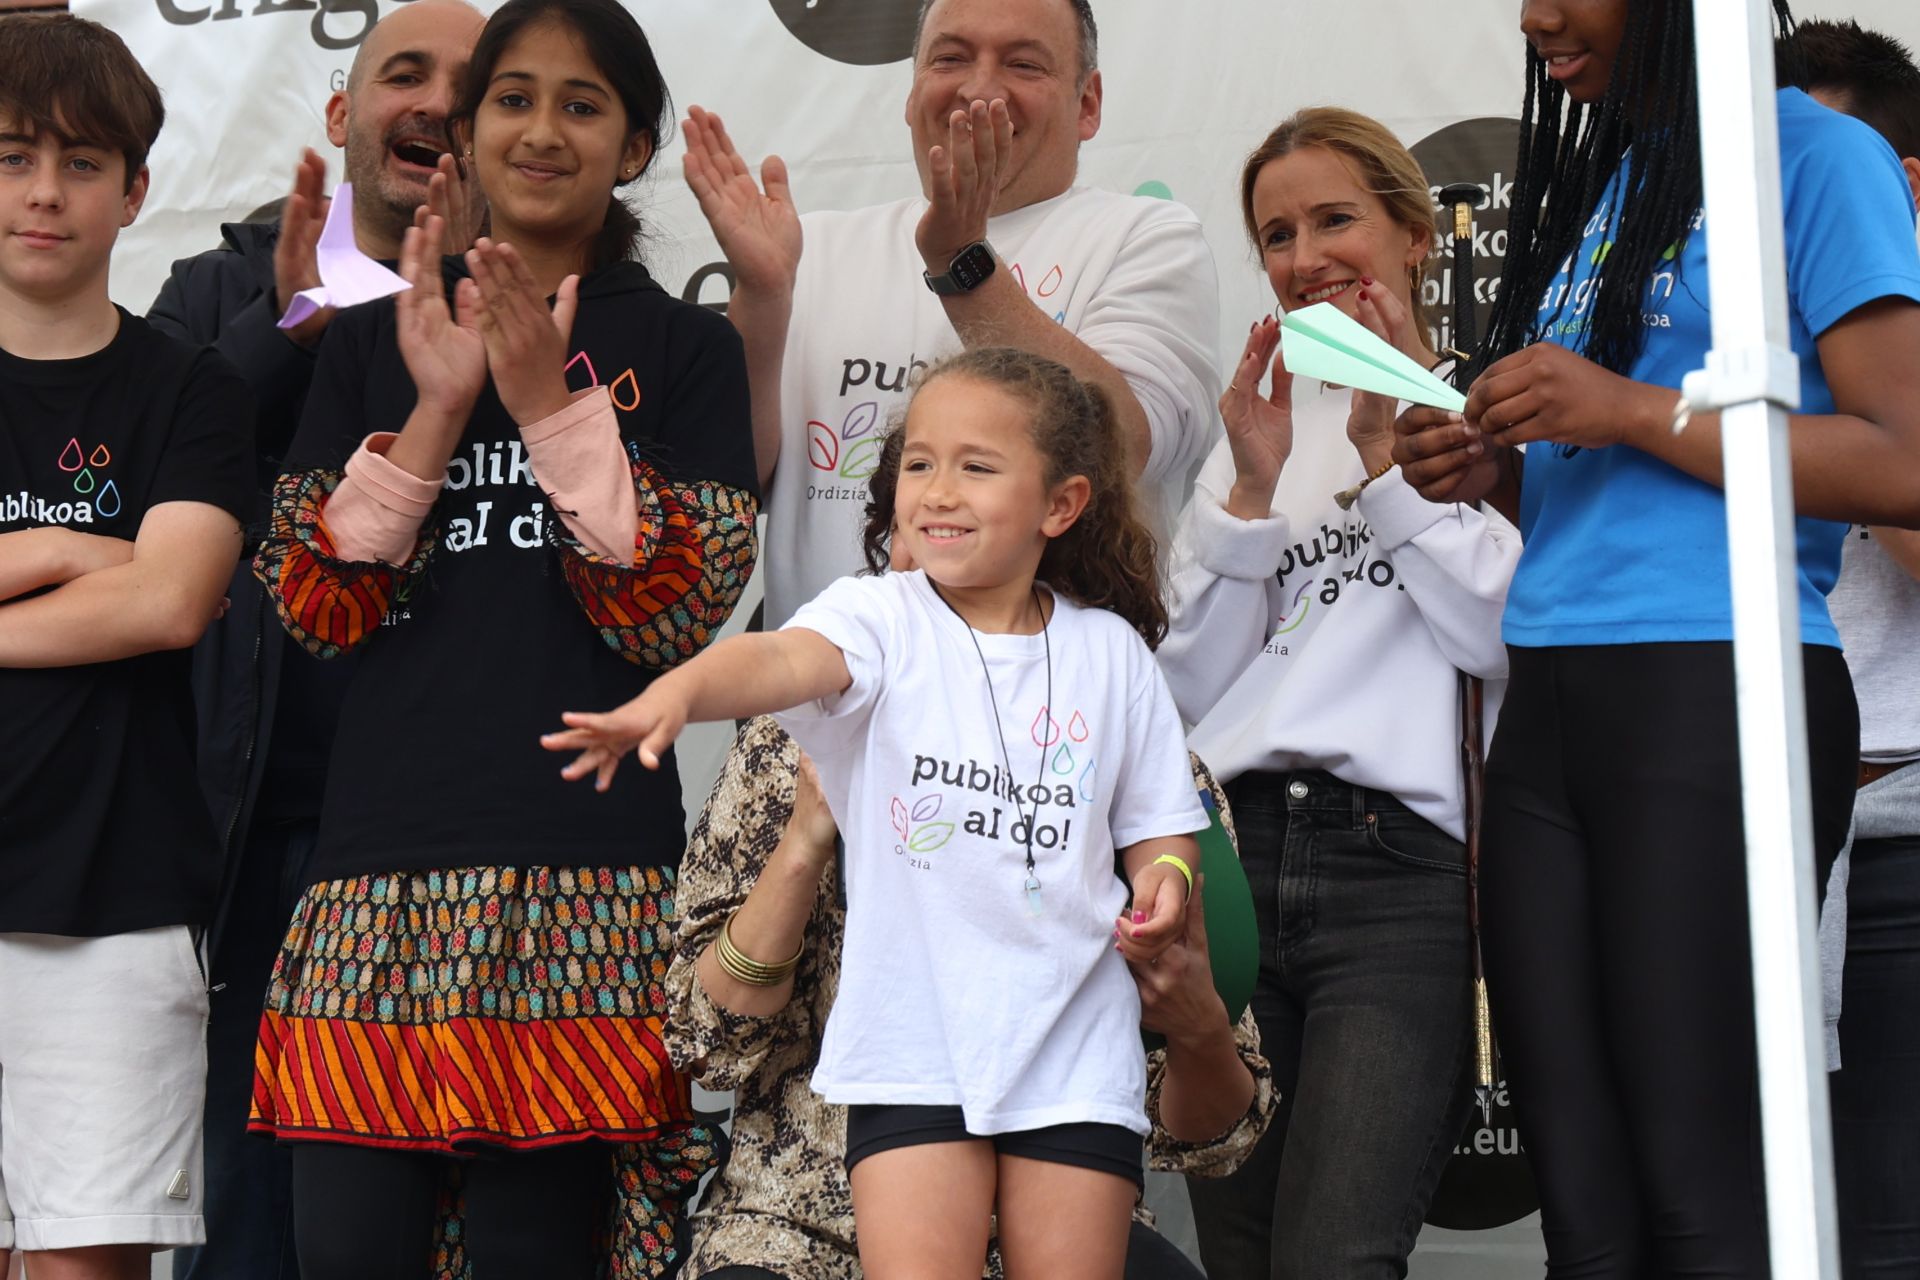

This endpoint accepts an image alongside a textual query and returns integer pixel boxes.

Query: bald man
[145,7,484,1278]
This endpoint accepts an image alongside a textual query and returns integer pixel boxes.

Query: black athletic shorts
[843,1104,1143,1188]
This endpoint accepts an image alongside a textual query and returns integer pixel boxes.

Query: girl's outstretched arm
[542,628,850,790]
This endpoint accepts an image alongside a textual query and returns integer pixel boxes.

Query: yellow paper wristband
[1152,852,1194,894]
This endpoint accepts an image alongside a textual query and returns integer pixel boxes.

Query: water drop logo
[55,438,117,506]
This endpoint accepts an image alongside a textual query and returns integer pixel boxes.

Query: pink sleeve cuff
[322,432,444,564]
[521,386,639,564]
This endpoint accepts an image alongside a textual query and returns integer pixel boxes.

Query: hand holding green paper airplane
[1279,302,1467,412]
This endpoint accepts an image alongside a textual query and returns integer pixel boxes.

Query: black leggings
[290,1141,612,1280]
[1482,643,1857,1279]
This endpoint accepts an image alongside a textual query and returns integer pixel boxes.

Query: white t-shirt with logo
[775,571,1208,1136]
[761,186,1222,628]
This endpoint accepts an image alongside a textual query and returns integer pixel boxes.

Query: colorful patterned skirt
[250,864,720,1279]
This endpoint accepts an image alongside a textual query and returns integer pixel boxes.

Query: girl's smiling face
[468,20,648,252]
[1520,0,1631,105]
[894,375,1086,593]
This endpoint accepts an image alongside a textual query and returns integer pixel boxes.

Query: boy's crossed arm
[0,502,243,667]
[0,527,135,604]
[542,627,852,791]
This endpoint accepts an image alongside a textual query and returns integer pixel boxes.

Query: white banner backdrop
[71,0,1920,1273]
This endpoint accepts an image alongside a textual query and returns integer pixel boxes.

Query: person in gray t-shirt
[1782,18,1920,1276]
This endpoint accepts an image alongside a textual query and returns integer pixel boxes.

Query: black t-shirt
[0,310,257,935]
[284,261,756,882]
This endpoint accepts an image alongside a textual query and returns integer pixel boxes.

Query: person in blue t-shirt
[1391,0,1920,1274]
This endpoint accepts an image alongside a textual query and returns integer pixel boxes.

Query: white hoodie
[1159,381,1520,840]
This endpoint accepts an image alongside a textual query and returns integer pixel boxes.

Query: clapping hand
[1346,280,1419,459]
[914,97,1012,273]
[464,238,577,427]
[1220,317,1293,519]
[412,151,482,256]
[394,215,486,419]
[682,105,802,297]
[275,149,332,346]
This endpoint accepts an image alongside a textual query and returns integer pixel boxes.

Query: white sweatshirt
[761,186,1222,628]
[1159,381,1520,840]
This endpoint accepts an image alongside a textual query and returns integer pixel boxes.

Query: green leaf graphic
[840,436,884,480]
[908,822,955,852]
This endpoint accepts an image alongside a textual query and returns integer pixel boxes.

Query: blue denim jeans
[1187,770,1472,1280]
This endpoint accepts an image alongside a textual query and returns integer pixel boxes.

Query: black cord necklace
[931,580,1054,917]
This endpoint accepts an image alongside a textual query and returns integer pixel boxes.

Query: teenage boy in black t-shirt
[0,15,255,1279]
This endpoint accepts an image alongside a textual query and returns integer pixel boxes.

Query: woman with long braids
[1394,0,1920,1273]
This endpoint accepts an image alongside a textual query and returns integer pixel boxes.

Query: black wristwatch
[923,240,997,296]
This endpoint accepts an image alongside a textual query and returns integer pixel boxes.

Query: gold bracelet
[1152,852,1194,894]
[714,913,804,987]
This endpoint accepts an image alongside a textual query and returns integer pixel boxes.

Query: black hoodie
[273,258,757,883]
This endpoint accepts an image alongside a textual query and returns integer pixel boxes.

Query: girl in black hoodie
[249,2,757,1275]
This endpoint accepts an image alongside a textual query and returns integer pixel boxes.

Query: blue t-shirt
[1506,89,1920,649]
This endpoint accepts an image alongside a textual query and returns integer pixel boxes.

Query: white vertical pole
[1688,1,1839,1277]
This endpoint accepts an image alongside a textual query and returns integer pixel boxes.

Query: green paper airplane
[1279,301,1467,412]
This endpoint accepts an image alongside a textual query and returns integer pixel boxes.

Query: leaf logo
[809,401,883,474]
[892,792,954,854]
[908,823,955,852]
[838,436,883,480]
[808,421,838,471]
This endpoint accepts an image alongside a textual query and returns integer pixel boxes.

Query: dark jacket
[148,220,342,955]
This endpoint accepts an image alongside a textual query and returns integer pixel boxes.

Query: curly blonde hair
[861,348,1167,648]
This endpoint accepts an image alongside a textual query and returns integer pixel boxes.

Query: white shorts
[0,927,209,1253]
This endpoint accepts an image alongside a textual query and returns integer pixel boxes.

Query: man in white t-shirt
[684,0,1221,626]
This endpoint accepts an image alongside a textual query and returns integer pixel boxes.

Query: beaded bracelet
[1334,459,1397,511]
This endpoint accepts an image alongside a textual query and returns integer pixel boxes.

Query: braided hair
[1477,0,1799,380]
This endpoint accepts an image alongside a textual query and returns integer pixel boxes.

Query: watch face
[950,243,995,290]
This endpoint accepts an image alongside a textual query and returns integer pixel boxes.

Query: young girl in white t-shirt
[544,347,1207,1279]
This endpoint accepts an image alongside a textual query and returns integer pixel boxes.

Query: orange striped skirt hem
[249,1009,692,1151]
